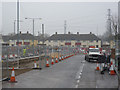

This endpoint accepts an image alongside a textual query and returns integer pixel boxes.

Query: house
[9,31,38,46]
[2,35,11,46]
[35,36,47,45]
[44,32,102,48]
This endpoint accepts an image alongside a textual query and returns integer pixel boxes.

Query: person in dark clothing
[98,53,106,74]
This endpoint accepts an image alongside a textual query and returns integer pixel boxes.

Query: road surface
[2,55,118,88]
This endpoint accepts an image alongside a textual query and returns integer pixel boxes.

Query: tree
[111,15,118,35]
[99,10,118,42]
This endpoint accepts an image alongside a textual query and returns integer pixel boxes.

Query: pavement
[2,54,118,88]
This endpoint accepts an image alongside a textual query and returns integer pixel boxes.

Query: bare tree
[111,15,118,35]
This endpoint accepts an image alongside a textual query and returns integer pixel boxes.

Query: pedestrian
[98,53,106,74]
[23,48,26,57]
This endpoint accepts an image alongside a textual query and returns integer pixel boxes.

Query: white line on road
[77,80,80,83]
[78,76,81,79]
[75,84,79,88]
[75,59,85,88]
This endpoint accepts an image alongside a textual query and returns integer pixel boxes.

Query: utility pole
[25,17,42,56]
[14,20,23,35]
[33,19,34,36]
[96,25,98,37]
[14,20,16,35]
[118,2,120,34]
[42,24,44,44]
[107,9,112,42]
[14,20,23,46]
[64,20,67,34]
[17,0,20,68]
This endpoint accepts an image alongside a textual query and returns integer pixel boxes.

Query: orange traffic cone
[34,61,37,68]
[64,55,66,59]
[51,57,54,65]
[109,61,113,67]
[59,56,61,61]
[62,55,64,60]
[55,57,58,63]
[109,61,116,75]
[96,62,100,71]
[46,59,49,67]
[10,67,17,83]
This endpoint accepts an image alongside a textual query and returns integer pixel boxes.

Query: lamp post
[14,20,23,35]
[25,17,42,56]
[14,20,23,46]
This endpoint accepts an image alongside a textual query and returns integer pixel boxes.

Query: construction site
[0,1,120,89]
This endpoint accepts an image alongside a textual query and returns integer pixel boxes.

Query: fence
[2,45,83,80]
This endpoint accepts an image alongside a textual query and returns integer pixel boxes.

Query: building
[44,32,102,48]
[2,31,46,46]
[9,31,38,46]
[2,35,11,46]
[35,36,46,45]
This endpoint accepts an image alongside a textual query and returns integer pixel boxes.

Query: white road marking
[75,59,86,88]
[75,84,79,88]
[78,76,81,79]
[77,80,80,83]
[79,72,82,75]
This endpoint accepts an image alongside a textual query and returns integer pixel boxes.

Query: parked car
[85,48,101,62]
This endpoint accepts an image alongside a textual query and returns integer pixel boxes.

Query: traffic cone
[59,56,61,61]
[13,54,15,57]
[96,62,100,71]
[64,55,66,59]
[62,55,64,60]
[10,67,17,83]
[46,59,49,67]
[33,61,42,70]
[55,57,58,63]
[34,61,37,68]
[110,61,113,67]
[51,57,54,65]
[109,61,116,75]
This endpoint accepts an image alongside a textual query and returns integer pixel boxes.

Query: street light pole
[14,20,23,46]
[33,19,35,37]
[14,20,15,35]
[25,17,42,56]
[17,0,20,68]
[33,19,35,56]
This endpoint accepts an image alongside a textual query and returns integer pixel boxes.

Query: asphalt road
[2,55,85,88]
[2,54,118,88]
[78,61,118,88]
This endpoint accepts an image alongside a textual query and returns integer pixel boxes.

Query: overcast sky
[1,2,118,36]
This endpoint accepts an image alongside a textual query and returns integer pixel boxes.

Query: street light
[13,20,23,46]
[25,17,42,56]
[25,17,42,36]
[14,20,23,35]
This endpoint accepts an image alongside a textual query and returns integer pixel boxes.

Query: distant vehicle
[85,48,101,62]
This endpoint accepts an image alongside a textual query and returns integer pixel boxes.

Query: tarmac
[2,54,118,88]
[78,61,118,88]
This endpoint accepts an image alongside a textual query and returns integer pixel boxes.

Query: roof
[35,36,47,41]
[2,35,11,42]
[10,33,36,40]
[47,34,101,41]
